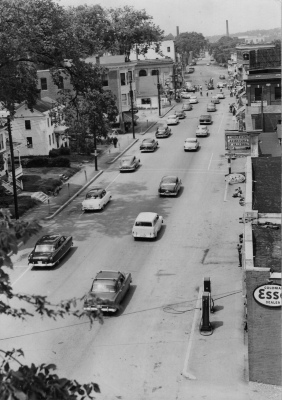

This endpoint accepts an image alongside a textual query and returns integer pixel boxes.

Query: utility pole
[173,64,177,100]
[157,70,161,117]
[7,115,19,220]
[93,116,98,171]
[129,80,135,140]
[260,86,264,132]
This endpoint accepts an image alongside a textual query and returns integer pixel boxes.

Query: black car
[155,125,171,138]
[28,235,73,268]
[158,175,182,197]
[140,138,158,152]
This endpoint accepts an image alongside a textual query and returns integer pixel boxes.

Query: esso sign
[253,284,281,308]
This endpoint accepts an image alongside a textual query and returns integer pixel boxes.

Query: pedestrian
[113,136,118,148]
[237,244,242,267]
[206,91,208,97]
[232,108,236,116]
[230,91,233,97]
[200,85,202,91]
[220,88,223,93]
[200,90,203,96]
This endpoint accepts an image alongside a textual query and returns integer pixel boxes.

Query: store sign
[225,132,250,150]
[253,284,281,308]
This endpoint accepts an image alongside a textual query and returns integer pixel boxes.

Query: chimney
[176,26,179,37]
[226,20,229,37]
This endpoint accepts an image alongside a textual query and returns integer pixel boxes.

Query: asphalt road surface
[4,58,246,399]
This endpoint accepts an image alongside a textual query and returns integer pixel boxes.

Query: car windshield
[86,191,101,199]
[143,139,153,144]
[92,280,116,293]
[186,139,196,142]
[162,177,176,184]
[35,245,54,253]
[135,221,153,227]
[168,116,176,119]
[120,158,132,164]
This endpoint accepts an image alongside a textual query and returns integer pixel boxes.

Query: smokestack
[176,26,179,37]
[226,20,229,37]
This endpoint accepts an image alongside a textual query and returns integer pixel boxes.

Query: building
[130,35,176,62]
[238,35,267,44]
[37,69,73,101]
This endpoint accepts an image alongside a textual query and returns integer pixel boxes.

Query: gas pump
[199,277,214,335]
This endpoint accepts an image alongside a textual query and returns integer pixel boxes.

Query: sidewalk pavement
[20,102,176,223]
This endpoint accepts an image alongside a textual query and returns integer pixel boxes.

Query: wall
[130,40,175,61]
[37,70,73,102]
[246,270,282,385]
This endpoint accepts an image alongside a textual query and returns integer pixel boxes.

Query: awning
[236,106,246,116]
[123,112,139,123]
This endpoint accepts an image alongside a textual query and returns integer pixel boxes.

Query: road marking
[224,181,229,202]
[11,265,32,287]
[182,288,202,380]
[207,153,213,170]
[105,172,121,189]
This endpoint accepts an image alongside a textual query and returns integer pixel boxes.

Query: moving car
[181,92,191,99]
[211,96,220,104]
[189,95,198,104]
[83,270,132,313]
[132,212,163,240]
[199,114,212,124]
[186,85,196,92]
[196,125,209,137]
[182,103,193,111]
[216,92,225,99]
[219,74,225,79]
[82,187,112,211]
[217,82,224,88]
[184,138,199,151]
[207,103,217,112]
[158,175,181,196]
[175,110,186,119]
[28,234,73,268]
[166,115,179,125]
[155,124,171,138]
[207,83,214,90]
[119,155,140,172]
[140,138,158,152]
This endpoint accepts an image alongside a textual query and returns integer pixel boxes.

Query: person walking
[113,136,118,148]
[206,90,209,97]
[237,243,242,267]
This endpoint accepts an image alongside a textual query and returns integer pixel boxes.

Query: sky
[55,0,281,37]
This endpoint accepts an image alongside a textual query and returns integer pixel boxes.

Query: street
[5,59,248,399]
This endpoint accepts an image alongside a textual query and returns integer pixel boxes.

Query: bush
[39,178,62,194]
[49,147,70,157]
[49,156,70,167]
[49,149,61,158]
[60,146,71,155]
[25,157,49,168]
[9,196,40,218]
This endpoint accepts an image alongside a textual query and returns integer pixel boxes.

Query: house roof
[252,157,281,213]
[252,225,281,272]
[136,59,173,68]
[15,99,54,113]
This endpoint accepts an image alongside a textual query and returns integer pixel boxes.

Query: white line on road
[182,288,202,380]
[207,153,213,170]
[12,265,32,287]
[224,181,229,202]
[105,173,121,189]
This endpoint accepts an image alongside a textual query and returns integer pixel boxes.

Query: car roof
[200,115,211,118]
[121,155,134,161]
[135,212,158,222]
[197,125,207,129]
[185,138,197,141]
[143,138,154,142]
[95,270,121,280]
[208,103,215,106]
[167,115,177,118]
[161,175,177,182]
[36,235,61,244]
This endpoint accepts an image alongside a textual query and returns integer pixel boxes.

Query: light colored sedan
[216,92,225,99]
[196,125,209,137]
[189,95,198,104]
[82,187,112,211]
[132,212,163,240]
[207,103,217,112]
[184,138,199,151]
[180,92,191,99]
[167,115,179,125]
[119,155,140,172]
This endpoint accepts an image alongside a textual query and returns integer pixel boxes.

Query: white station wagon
[82,187,112,211]
[132,212,163,240]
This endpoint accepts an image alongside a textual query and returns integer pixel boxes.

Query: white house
[130,35,176,62]
[11,98,69,157]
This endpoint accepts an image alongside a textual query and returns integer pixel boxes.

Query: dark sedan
[140,138,158,152]
[158,175,182,197]
[155,125,171,138]
[119,155,140,171]
[83,270,132,313]
[28,235,73,267]
[175,110,186,119]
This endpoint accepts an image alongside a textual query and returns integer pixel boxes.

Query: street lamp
[129,80,135,140]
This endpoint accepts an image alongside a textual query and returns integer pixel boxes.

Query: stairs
[31,192,50,204]
[1,180,22,195]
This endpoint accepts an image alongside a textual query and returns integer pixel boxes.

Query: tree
[209,36,239,64]
[175,32,207,65]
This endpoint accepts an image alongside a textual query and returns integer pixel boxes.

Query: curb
[44,170,104,220]
[107,138,139,164]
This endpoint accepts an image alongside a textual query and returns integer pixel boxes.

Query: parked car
[175,110,186,119]
[158,175,181,196]
[219,74,225,79]
[140,138,158,152]
[155,124,171,138]
[83,270,132,313]
[82,187,112,211]
[184,138,199,151]
[207,103,217,112]
[199,114,212,124]
[216,93,225,99]
[217,82,224,88]
[189,95,198,104]
[196,125,209,137]
[181,92,191,99]
[132,212,163,240]
[211,96,220,104]
[119,155,140,172]
[182,103,193,111]
[167,115,179,125]
[28,235,73,268]
[186,85,196,92]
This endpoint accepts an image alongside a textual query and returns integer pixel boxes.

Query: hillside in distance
[207,28,281,43]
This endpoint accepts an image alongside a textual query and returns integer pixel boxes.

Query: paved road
[4,58,260,399]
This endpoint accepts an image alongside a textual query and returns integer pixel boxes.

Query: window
[151,69,159,76]
[243,53,249,60]
[167,47,170,52]
[121,94,127,106]
[40,78,47,90]
[49,135,51,145]
[47,118,49,127]
[120,73,126,86]
[275,86,281,100]
[0,133,4,150]
[57,76,64,89]
[254,87,262,101]
[141,98,151,105]
[27,137,33,148]
[52,133,54,144]
[139,70,147,77]
[25,120,31,130]
[102,73,109,86]
[127,71,133,83]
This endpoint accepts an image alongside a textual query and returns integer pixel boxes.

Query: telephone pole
[157,70,161,117]
[129,80,135,140]
[7,115,19,220]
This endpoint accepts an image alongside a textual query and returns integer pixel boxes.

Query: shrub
[9,196,40,218]
[39,178,62,194]
[25,157,49,168]
[49,149,60,158]
[49,156,70,167]
[60,146,71,155]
